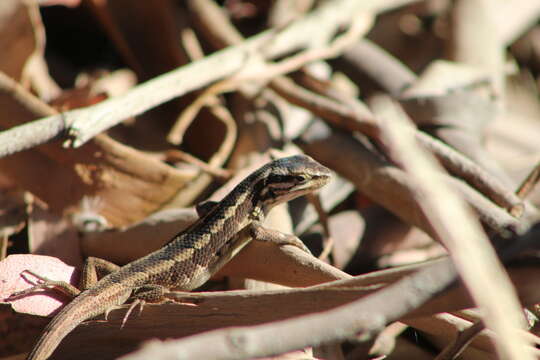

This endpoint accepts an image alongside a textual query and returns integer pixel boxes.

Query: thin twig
[170,8,372,147]
[368,322,409,357]
[435,320,485,360]
[372,95,533,360]
[340,39,417,96]
[289,72,525,217]
[14,0,407,150]
[306,193,334,263]
[0,72,64,157]
[296,121,520,239]
[0,236,7,261]
[120,258,457,360]
[415,131,524,217]
[269,76,379,138]
[165,150,231,181]
[516,162,540,200]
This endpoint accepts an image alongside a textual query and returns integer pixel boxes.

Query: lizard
[12,154,331,360]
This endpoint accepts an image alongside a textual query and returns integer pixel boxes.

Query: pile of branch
[1,0,540,359]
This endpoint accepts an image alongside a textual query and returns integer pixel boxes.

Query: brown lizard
[13,154,331,360]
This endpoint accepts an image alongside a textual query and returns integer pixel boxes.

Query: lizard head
[259,154,332,209]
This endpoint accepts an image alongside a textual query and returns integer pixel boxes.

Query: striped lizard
[12,154,331,360]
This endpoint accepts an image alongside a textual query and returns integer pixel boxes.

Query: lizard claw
[104,305,123,321]
[6,270,57,300]
[20,269,52,284]
[120,300,146,329]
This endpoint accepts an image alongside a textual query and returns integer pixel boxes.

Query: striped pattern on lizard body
[25,154,331,360]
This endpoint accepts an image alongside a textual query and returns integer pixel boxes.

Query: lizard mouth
[305,175,331,191]
[283,173,331,200]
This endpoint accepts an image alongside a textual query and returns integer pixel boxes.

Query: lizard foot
[9,270,80,299]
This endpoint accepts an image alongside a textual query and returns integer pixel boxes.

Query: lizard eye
[267,174,306,185]
[268,174,287,183]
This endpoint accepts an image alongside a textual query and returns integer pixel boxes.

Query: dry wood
[372,95,532,359]
[2,1,540,359]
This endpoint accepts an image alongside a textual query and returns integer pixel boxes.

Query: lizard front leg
[248,221,312,254]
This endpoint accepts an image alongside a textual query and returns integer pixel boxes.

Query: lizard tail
[27,309,84,360]
[27,287,129,360]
